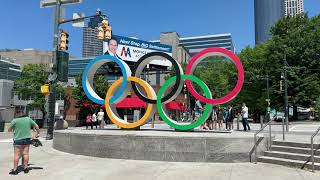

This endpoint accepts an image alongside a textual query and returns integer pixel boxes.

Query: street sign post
[40,0,82,8]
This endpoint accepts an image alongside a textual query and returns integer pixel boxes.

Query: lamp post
[256,75,271,127]
[41,0,107,139]
[283,46,289,132]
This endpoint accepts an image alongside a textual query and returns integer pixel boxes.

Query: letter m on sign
[121,47,131,57]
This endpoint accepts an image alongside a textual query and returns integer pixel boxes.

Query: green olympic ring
[156,74,213,130]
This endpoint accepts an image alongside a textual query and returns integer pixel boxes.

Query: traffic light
[57,51,69,82]
[101,18,108,29]
[97,17,112,40]
[280,80,283,91]
[60,31,69,51]
[98,26,104,40]
[104,26,112,40]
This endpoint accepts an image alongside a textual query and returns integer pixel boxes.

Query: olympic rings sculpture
[82,47,244,130]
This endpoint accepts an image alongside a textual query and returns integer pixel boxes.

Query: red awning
[165,101,188,111]
[101,97,147,109]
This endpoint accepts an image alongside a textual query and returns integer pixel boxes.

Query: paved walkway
[1,130,320,180]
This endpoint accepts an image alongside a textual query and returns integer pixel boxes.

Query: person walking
[8,111,40,175]
[241,103,251,131]
[97,109,105,129]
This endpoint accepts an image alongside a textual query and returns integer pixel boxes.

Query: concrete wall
[53,131,268,162]
[0,80,14,107]
[0,107,14,122]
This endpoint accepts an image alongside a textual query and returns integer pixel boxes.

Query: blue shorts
[14,138,32,145]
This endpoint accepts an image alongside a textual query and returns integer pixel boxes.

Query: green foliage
[72,71,109,119]
[13,64,65,116]
[233,44,269,112]
[231,13,320,114]
[13,64,48,111]
[268,14,320,108]
[185,14,320,116]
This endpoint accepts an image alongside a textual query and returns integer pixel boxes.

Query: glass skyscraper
[82,25,103,57]
[254,0,285,44]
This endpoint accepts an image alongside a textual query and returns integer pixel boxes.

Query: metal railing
[311,126,320,172]
[254,115,273,164]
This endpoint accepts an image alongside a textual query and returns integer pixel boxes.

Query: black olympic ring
[131,52,183,104]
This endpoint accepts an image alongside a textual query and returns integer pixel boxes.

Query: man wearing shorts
[8,112,40,175]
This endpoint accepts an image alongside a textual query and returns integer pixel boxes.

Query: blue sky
[0,0,319,57]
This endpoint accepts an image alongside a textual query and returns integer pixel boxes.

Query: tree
[72,71,109,121]
[267,14,320,108]
[13,64,64,122]
[235,44,269,114]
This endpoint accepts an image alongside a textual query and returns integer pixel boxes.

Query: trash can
[0,121,5,132]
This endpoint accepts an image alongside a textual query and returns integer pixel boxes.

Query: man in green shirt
[8,111,40,175]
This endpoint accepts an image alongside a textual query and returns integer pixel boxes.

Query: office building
[82,20,103,57]
[153,32,234,63]
[0,58,21,123]
[0,49,52,68]
[0,58,21,81]
[285,0,304,16]
[254,0,285,44]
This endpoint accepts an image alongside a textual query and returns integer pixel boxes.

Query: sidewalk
[1,128,320,180]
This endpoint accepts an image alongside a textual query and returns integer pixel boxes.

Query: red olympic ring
[185,48,244,105]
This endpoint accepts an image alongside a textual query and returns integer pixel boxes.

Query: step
[272,140,320,149]
[264,151,320,163]
[257,156,320,170]
[271,145,320,155]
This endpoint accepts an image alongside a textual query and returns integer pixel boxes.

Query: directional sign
[72,13,85,27]
[40,0,82,8]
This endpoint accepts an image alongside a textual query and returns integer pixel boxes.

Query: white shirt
[242,106,248,118]
[107,50,115,56]
[92,114,97,122]
[97,112,104,121]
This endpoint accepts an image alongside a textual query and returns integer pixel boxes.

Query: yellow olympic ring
[104,76,156,129]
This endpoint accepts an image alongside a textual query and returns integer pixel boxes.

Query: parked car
[274,112,285,122]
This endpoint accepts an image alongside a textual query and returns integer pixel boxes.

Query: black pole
[46,0,60,140]
[284,54,289,132]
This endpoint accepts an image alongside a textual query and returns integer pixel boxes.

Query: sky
[0,0,319,57]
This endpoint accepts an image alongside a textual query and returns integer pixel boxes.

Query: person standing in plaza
[97,109,105,129]
[86,113,93,129]
[223,107,229,130]
[92,113,98,129]
[8,111,40,175]
[195,100,206,129]
[206,108,214,130]
[211,107,217,130]
[241,103,251,131]
[216,107,224,130]
[227,105,235,130]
